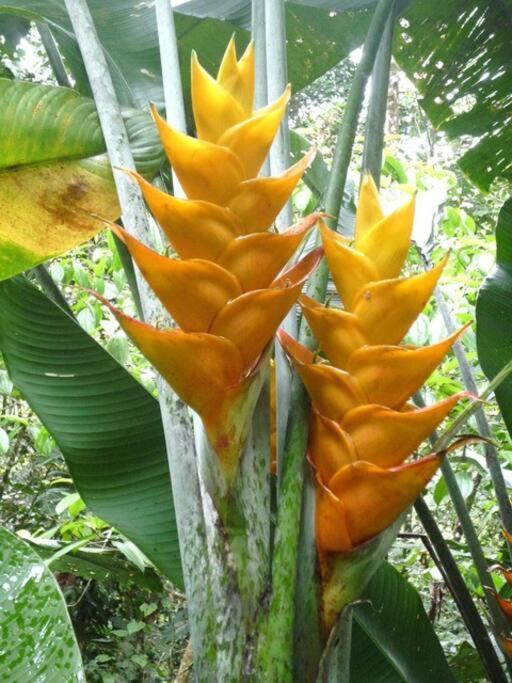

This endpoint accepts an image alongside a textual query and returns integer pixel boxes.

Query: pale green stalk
[63,3,212,678]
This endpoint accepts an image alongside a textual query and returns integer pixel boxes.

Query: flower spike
[279,174,464,632]
[92,40,318,484]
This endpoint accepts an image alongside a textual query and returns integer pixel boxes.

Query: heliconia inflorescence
[94,38,321,484]
[278,174,470,628]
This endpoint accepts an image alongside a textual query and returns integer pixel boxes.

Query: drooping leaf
[26,535,163,591]
[476,198,512,436]
[0,78,164,173]
[0,525,85,682]
[350,562,456,682]
[0,277,183,588]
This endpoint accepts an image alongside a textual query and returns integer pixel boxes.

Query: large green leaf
[394,0,512,191]
[0,525,85,682]
[476,198,512,436]
[0,78,104,168]
[0,157,119,281]
[0,78,164,174]
[350,562,456,682]
[0,277,183,588]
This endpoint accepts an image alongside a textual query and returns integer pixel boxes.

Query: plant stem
[37,22,71,88]
[414,392,510,648]
[154,0,186,197]
[413,499,508,683]
[302,0,395,314]
[252,0,270,176]
[254,374,310,680]
[264,0,295,490]
[63,2,212,677]
[361,2,395,184]
[265,0,291,229]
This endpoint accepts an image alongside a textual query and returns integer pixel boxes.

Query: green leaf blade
[0,525,85,682]
[0,277,183,588]
[351,562,456,683]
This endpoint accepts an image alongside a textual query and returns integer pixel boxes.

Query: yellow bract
[94,40,318,482]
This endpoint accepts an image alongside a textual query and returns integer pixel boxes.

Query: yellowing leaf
[0,158,117,281]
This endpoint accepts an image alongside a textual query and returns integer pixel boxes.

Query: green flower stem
[254,374,310,680]
[63,2,213,677]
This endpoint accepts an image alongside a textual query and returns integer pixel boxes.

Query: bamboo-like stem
[361,2,395,184]
[264,0,295,486]
[63,2,212,677]
[302,0,395,314]
[265,0,291,229]
[37,22,71,88]
[154,0,186,197]
[413,499,508,682]
[252,0,270,176]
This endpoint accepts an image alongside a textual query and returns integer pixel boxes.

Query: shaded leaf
[0,277,183,587]
[350,562,456,682]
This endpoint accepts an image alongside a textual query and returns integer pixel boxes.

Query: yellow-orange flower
[279,174,468,556]
[94,40,318,482]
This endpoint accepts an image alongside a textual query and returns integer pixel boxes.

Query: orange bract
[94,40,318,483]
